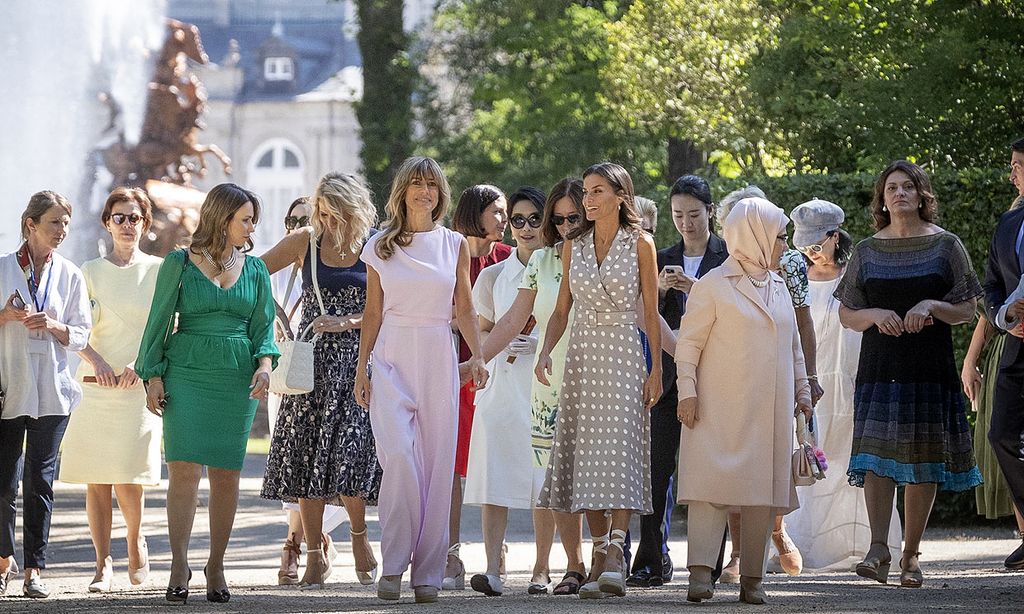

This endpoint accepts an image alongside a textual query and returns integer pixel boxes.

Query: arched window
[247,138,306,253]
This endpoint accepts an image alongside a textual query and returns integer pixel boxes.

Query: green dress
[975,329,1016,519]
[136,251,279,470]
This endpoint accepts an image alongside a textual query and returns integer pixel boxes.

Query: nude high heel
[350,527,378,585]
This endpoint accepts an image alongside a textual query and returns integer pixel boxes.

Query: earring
[882,205,887,212]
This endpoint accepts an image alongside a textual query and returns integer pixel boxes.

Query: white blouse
[0,250,91,419]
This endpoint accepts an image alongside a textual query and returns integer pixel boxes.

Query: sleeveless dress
[834,233,982,490]
[261,237,383,503]
[136,251,280,471]
[60,255,163,484]
[538,228,652,514]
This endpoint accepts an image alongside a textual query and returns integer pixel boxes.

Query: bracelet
[806,375,818,381]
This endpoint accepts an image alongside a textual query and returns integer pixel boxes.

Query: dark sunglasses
[284,215,310,230]
[510,213,543,229]
[110,213,143,226]
[552,213,581,226]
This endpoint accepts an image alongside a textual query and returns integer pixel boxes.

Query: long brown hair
[870,160,938,231]
[189,183,261,272]
[540,178,584,247]
[375,157,451,260]
[575,162,643,240]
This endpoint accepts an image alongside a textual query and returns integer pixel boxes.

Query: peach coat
[674,257,805,512]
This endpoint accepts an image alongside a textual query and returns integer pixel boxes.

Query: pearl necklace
[201,247,237,270]
[747,273,769,288]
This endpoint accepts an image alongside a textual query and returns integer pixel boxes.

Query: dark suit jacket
[656,233,729,395]
[984,206,1024,367]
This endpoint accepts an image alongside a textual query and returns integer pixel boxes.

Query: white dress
[60,256,163,484]
[464,254,544,509]
[786,275,901,569]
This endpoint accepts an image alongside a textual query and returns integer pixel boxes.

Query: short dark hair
[802,228,854,268]
[870,160,938,231]
[101,187,153,233]
[508,186,545,214]
[669,175,713,210]
[540,178,584,247]
[1013,137,1024,153]
[452,184,504,238]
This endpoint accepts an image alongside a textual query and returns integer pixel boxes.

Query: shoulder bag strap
[283,262,301,321]
[163,248,189,346]
[310,235,327,317]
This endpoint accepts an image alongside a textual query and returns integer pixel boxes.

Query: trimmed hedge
[648,168,1019,526]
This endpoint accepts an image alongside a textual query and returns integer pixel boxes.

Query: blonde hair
[375,156,451,260]
[21,190,73,241]
[190,183,261,272]
[312,172,377,256]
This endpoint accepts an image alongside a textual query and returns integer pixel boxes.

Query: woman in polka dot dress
[534,162,662,598]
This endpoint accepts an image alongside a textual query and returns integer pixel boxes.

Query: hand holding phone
[3,291,30,324]
[10,289,27,310]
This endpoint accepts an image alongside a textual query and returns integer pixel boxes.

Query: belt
[383,313,452,327]
[578,309,636,327]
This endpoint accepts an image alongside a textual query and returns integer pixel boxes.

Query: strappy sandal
[552,571,585,595]
[855,541,892,584]
[579,533,612,599]
[900,551,923,588]
[596,529,628,597]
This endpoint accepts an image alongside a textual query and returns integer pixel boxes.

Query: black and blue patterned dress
[834,232,983,491]
[261,236,382,503]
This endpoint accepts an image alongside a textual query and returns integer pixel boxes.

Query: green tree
[355,0,415,202]
[604,0,782,177]
[749,0,1024,172]
[418,0,666,195]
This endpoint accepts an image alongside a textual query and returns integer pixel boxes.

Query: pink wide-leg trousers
[369,316,459,588]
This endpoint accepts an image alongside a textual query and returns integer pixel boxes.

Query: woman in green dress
[961,195,1024,529]
[136,184,279,604]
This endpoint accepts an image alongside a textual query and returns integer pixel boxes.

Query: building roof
[167,15,362,102]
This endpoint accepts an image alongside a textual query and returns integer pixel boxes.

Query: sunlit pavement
[8,453,1023,612]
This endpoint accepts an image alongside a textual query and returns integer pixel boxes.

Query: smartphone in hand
[10,289,27,310]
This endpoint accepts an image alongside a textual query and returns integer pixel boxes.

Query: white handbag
[270,235,326,395]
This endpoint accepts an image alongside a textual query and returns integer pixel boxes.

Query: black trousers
[0,415,70,569]
[990,361,1024,516]
[631,384,681,572]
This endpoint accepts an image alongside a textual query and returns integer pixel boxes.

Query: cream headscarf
[722,197,790,275]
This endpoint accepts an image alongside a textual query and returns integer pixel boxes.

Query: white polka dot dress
[538,227,652,514]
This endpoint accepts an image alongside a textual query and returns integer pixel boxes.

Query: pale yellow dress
[59,255,163,485]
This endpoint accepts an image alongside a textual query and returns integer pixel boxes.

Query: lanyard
[27,254,54,312]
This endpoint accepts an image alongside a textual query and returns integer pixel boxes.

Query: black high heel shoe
[165,569,192,604]
[204,565,230,603]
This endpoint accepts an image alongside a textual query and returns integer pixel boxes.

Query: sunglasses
[799,232,836,255]
[552,213,581,226]
[284,215,310,231]
[510,213,543,229]
[110,213,143,226]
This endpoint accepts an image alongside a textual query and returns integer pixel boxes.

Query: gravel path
[7,454,1023,612]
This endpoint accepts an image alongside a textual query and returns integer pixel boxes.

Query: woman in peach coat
[674,197,812,605]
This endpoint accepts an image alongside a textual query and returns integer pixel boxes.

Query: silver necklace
[747,273,769,288]
[202,247,237,270]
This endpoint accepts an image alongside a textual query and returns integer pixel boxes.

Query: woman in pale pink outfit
[355,156,488,604]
